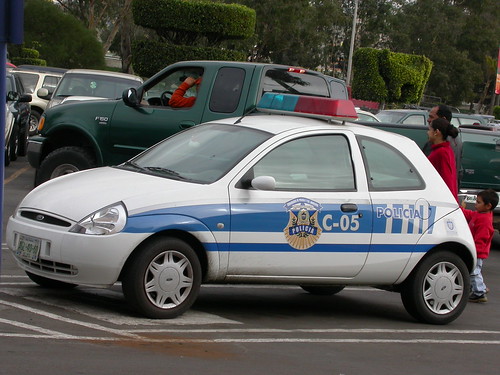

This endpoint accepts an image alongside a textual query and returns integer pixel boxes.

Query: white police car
[7,94,476,324]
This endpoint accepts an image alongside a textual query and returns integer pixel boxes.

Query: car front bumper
[6,214,149,287]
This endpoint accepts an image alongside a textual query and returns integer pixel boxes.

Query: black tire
[400,250,469,325]
[17,119,30,157]
[122,237,202,319]
[9,123,19,162]
[26,271,77,289]
[4,142,10,166]
[29,109,41,135]
[300,285,345,295]
[35,146,96,186]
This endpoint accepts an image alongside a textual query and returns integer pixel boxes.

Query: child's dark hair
[430,118,459,139]
[478,189,499,210]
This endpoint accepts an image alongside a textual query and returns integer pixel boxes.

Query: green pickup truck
[27,60,348,185]
[27,60,500,207]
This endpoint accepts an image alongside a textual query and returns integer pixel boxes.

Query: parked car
[13,65,66,135]
[376,109,491,129]
[355,108,380,122]
[38,69,143,110]
[4,102,16,166]
[8,94,476,324]
[5,72,32,163]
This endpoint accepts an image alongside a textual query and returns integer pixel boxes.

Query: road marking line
[0,299,141,339]
[0,317,77,338]
[4,165,32,185]
[0,333,499,345]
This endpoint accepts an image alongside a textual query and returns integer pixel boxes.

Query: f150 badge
[284,197,322,250]
[95,116,109,125]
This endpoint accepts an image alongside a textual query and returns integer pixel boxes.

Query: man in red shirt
[169,76,201,108]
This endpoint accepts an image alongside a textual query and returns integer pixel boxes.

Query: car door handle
[341,203,358,213]
[179,121,196,129]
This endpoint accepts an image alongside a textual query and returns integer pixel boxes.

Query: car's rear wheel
[300,285,345,295]
[401,250,469,325]
[26,271,77,289]
[122,237,202,319]
[35,146,96,186]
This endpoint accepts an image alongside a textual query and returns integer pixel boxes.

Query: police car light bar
[256,93,358,122]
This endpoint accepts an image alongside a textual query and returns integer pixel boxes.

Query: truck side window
[359,136,424,190]
[209,67,245,113]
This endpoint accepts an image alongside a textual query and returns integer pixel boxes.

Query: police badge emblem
[284,198,323,250]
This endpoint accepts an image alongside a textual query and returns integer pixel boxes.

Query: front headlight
[70,202,127,235]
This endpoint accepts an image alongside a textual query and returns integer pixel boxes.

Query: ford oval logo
[35,214,45,221]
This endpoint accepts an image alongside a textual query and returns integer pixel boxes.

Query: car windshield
[54,73,141,99]
[120,124,272,183]
[376,111,407,123]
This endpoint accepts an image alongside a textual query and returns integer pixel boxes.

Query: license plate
[464,194,477,204]
[15,234,42,261]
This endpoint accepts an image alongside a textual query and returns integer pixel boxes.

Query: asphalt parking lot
[1,158,500,375]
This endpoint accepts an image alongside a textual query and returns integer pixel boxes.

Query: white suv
[39,69,143,110]
[13,65,66,135]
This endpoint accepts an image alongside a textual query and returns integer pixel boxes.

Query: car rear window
[261,68,330,98]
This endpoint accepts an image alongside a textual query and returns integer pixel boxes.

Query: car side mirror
[122,88,140,108]
[37,87,51,100]
[251,176,276,190]
[6,91,19,102]
[19,93,32,103]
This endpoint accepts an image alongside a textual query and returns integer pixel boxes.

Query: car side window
[209,67,245,113]
[402,115,426,126]
[251,135,355,191]
[142,67,204,107]
[359,136,424,190]
[42,76,60,94]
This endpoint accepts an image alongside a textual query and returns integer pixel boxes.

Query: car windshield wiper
[143,167,188,180]
[120,160,147,172]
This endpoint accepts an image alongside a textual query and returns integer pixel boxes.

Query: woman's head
[428,118,458,144]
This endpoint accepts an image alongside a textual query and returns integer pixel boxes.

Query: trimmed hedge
[132,0,255,40]
[9,47,47,67]
[352,48,387,102]
[494,106,500,120]
[132,40,246,78]
[352,48,433,104]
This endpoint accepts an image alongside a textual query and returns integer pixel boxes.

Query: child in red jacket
[461,189,499,303]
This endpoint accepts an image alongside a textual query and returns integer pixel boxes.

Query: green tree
[385,0,498,107]
[220,0,347,72]
[20,0,105,69]
[55,0,137,72]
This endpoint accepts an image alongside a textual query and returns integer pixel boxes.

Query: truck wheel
[400,250,469,325]
[29,109,41,135]
[122,237,202,319]
[36,146,97,186]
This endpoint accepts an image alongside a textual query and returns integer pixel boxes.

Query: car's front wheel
[35,146,97,186]
[122,237,202,319]
[401,250,469,325]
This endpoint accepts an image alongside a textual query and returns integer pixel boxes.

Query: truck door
[105,65,207,165]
